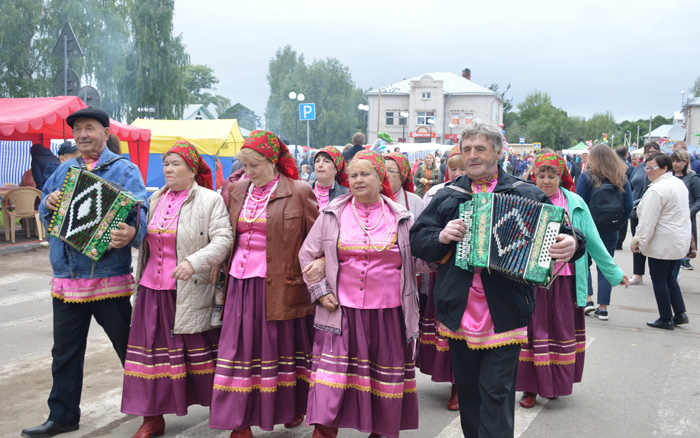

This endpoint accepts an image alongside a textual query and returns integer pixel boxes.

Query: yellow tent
[129,118,245,157]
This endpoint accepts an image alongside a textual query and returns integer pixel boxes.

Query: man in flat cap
[22,108,148,438]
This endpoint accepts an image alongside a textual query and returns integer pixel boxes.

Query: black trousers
[630,216,647,276]
[47,296,132,424]
[617,219,628,248]
[648,258,686,320]
[448,339,522,438]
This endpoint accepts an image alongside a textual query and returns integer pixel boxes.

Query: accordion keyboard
[537,221,561,268]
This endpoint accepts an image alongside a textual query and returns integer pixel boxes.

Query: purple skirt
[516,276,586,398]
[416,272,454,383]
[209,277,314,431]
[121,286,220,416]
[306,306,419,438]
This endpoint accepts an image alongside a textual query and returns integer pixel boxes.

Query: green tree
[585,112,617,143]
[526,105,573,150]
[487,82,514,128]
[219,103,259,131]
[517,90,552,128]
[121,0,189,121]
[183,64,231,115]
[690,75,700,98]
[265,45,305,140]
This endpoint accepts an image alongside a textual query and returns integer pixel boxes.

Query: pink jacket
[299,193,430,343]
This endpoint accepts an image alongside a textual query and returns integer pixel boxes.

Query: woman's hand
[172,260,195,281]
[420,178,428,185]
[619,275,630,288]
[630,243,640,253]
[210,264,222,284]
[302,259,326,284]
[438,219,466,244]
[320,293,339,311]
[549,234,577,263]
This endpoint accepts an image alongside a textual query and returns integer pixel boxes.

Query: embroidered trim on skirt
[121,286,220,416]
[209,276,314,431]
[417,272,454,383]
[307,306,419,438]
[516,276,585,398]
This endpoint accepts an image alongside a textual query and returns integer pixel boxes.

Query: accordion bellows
[49,168,141,261]
[455,192,569,288]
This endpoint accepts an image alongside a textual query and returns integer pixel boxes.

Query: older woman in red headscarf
[311,146,349,209]
[517,153,628,409]
[384,152,424,219]
[121,141,233,438]
[209,131,320,437]
[299,151,428,438]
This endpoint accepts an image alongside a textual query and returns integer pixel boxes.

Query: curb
[0,240,48,256]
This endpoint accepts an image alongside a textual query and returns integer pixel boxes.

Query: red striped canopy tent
[0,96,151,183]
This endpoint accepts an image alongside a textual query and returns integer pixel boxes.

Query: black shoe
[646,318,675,330]
[21,420,79,438]
[673,312,689,326]
[594,308,608,321]
[584,301,596,314]
[680,260,693,270]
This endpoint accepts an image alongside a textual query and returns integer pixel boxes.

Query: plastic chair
[3,188,44,243]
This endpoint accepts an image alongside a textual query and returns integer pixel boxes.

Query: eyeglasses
[644,166,660,172]
[387,169,401,174]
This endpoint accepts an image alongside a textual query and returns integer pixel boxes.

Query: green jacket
[562,188,624,306]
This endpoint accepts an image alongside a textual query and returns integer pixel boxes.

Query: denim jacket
[39,147,148,279]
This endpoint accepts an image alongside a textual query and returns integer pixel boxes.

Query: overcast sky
[173,0,700,125]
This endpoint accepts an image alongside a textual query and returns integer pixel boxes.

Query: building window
[416,111,435,125]
[464,111,475,125]
[421,92,431,99]
[451,112,460,125]
[386,112,394,126]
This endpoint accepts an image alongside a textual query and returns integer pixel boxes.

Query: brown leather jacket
[226,173,319,321]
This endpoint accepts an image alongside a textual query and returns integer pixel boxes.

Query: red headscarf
[317,145,349,188]
[165,141,213,190]
[351,150,393,199]
[443,146,462,182]
[241,130,299,180]
[384,152,415,194]
[531,152,576,193]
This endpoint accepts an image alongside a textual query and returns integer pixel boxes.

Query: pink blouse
[438,176,528,348]
[314,184,331,210]
[229,175,278,279]
[140,189,190,291]
[336,199,402,309]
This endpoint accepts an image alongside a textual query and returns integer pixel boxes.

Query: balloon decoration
[499,123,505,129]
[601,133,609,144]
[378,132,394,143]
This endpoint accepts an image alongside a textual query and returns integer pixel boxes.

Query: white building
[365,70,503,145]
[183,104,218,120]
[683,98,700,148]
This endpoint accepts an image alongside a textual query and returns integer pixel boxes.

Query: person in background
[30,143,60,191]
[616,146,635,250]
[310,146,349,210]
[577,144,632,321]
[518,153,627,409]
[631,154,640,168]
[570,150,588,184]
[414,153,440,198]
[439,155,447,182]
[209,131,319,437]
[106,134,122,155]
[385,152,423,216]
[301,164,312,182]
[121,142,232,438]
[298,151,424,438]
[393,146,401,153]
[419,145,467,411]
[215,151,225,192]
[629,142,661,286]
[631,152,691,329]
[673,140,700,174]
[23,108,148,438]
[42,142,80,183]
[671,150,700,271]
[343,132,366,163]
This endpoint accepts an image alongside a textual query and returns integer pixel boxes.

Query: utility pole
[637,125,640,147]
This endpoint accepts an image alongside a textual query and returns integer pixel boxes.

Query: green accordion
[455,192,570,288]
[48,168,142,261]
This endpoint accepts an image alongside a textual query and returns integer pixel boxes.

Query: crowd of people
[19,109,695,438]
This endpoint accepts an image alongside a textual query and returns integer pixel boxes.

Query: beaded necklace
[351,197,393,252]
[242,180,278,223]
[155,190,180,231]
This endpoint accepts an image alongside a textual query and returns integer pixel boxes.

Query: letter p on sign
[300,103,316,121]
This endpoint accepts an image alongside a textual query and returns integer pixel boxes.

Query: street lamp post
[289,91,305,164]
[400,111,409,142]
[427,118,434,142]
[358,104,369,139]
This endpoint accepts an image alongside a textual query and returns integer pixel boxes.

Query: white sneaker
[629,276,644,286]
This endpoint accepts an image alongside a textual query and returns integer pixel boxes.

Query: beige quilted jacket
[134,181,233,334]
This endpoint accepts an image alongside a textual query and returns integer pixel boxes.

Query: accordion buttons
[267,280,272,285]
[267,236,272,241]
[267,257,271,262]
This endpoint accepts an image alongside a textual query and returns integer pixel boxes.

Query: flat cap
[57,141,78,156]
[66,108,110,128]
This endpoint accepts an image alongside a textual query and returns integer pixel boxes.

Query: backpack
[588,177,625,232]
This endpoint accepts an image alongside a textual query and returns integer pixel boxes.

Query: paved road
[1,243,698,437]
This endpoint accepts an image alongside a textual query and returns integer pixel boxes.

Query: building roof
[183,104,218,120]
[643,124,686,140]
[367,72,497,96]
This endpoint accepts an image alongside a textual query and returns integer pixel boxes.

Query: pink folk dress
[306,199,419,438]
[209,175,314,431]
[313,184,332,210]
[516,188,586,398]
[121,188,221,417]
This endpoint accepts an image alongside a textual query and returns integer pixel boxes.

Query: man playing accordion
[22,108,148,438]
[410,120,586,438]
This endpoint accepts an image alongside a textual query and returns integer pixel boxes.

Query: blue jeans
[588,230,619,306]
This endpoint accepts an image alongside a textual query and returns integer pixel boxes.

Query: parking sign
[300,103,316,121]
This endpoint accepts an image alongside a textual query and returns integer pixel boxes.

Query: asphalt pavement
[0,239,698,437]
